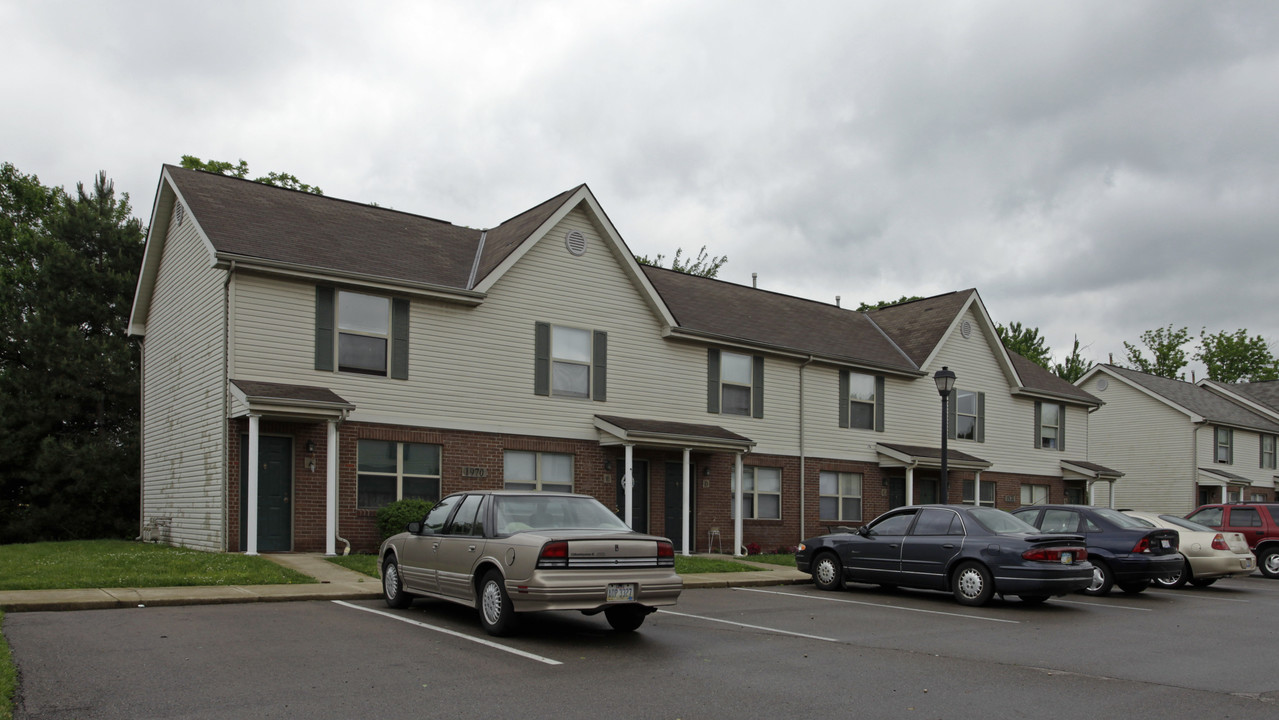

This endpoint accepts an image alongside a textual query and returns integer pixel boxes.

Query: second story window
[1216,426,1233,464]
[338,290,390,375]
[707,349,764,418]
[1036,402,1065,450]
[1262,435,1276,470]
[534,322,606,400]
[840,371,884,431]
[949,389,985,442]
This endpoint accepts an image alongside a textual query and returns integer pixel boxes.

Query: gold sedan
[1122,510,1256,588]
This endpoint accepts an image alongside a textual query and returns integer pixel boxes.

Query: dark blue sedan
[796,505,1093,606]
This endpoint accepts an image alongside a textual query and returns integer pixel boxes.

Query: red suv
[1185,503,1279,579]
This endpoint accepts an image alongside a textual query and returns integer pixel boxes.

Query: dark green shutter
[1034,401,1043,449]
[1057,403,1065,451]
[390,298,409,380]
[874,376,885,432]
[838,370,850,429]
[592,331,607,402]
[707,349,720,413]
[1228,428,1234,464]
[947,389,957,440]
[976,392,986,443]
[534,322,550,396]
[314,286,335,371]
[752,355,764,419]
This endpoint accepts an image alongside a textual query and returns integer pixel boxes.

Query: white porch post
[623,444,635,528]
[246,414,260,556]
[734,452,744,557]
[325,420,338,556]
[1108,479,1116,508]
[681,448,691,557]
[905,466,914,506]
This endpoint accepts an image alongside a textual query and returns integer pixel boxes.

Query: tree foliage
[179,155,323,195]
[0,163,144,542]
[856,295,925,311]
[1194,328,1278,383]
[1052,335,1091,383]
[1122,325,1191,380]
[634,245,727,278]
[997,321,1052,370]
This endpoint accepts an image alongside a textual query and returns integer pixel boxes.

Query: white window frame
[503,450,574,492]
[550,325,592,398]
[819,471,863,521]
[337,289,390,376]
[956,390,978,440]
[1216,426,1233,464]
[720,351,754,417]
[1262,434,1276,470]
[356,439,442,509]
[962,479,996,507]
[1020,484,1050,505]
[1039,403,1060,450]
[847,372,876,430]
[731,466,781,519]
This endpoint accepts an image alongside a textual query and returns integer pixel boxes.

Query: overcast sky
[4,0,1277,377]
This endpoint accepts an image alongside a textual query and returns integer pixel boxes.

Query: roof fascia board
[1009,387,1101,408]
[918,292,1023,388]
[663,327,926,377]
[219,257,485,305]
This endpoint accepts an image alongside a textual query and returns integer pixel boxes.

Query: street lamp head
[934,366,957,396]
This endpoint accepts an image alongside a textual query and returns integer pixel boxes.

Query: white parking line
[735,587,1021,624]
[1143,590,1251,603]
[657,609,839,641]
[1049,598,1152,612]
[332,601,562,666]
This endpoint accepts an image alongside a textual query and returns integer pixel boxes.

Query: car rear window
[968,507,1040,535]
[1092,507,1152,529]
[1159,514,1214,532]
[492,495,631,534]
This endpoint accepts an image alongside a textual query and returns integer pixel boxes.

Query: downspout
[136,338,145,540]
[333,410,351,555]
[222,260,235,552]
[798,355,814,543]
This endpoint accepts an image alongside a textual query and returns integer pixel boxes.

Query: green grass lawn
[326,553,765,577]
[1,611,13,720]
[0,540,315,591]
[743,553,797,567]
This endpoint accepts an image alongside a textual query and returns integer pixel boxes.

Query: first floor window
[357,439,441,509]
[1251,492,1267,502]
[504,450,574,492]
[1020,484,1049,505]
[819,471,862,521]
[962,479,996,506]
[732,466,781,519]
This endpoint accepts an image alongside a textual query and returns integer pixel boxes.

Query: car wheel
[604,605,648,632]
[477,570,517,636]
[1189,578,1218,588]
[1259,549,1279,579]
[1018,595,1050,605]
[811,552,844,591]
[381,557,412,609]
[952,561,994,606]
[1082,559,1113,596]
[1118,580,1149,594]
[1154,557,1189,589]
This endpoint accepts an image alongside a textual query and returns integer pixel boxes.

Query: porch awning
[593,415,755,452]
[230,379,355,421]
[1198,466,1253,486]
[875,443,992,471]
[1062,459,1124,480]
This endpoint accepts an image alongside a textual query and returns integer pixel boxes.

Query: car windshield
[967,507,1040,535]
[1159,514,1215,532]
[492,495,631,535]
[1092,507,1152,529]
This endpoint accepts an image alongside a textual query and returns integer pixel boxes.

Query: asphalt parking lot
[7,576,1279,719]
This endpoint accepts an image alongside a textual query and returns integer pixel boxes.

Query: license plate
[1060,552,1073,565]
[1160,539,1171,549]
[606,583,636,602]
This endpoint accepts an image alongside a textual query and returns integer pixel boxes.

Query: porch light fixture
[603,459,612,472]
[306,440,316,453]
[934,366,957,504]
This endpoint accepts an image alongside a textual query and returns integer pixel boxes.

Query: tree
[634,245,727,278]
[856,295,925,311]
[1052,335,1091,383]
[996,322,1052,369]
[179,155,323,195]
[1194,329,1279,383]
[1122,325,1191,380]
[0,163,144,542]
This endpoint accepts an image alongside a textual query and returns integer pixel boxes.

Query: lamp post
[934,366,957,504]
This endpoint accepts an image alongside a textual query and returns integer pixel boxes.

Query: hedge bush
[375,498,435,542]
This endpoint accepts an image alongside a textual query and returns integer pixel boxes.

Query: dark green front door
[239,435,292,552]
[664,462,696,553]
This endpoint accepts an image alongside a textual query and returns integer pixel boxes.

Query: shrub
[744,542,762,556]
[375,499,434,542]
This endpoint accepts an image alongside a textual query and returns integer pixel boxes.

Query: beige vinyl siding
[140,203,227,551]
[232,208,803,452]
[1198,427,1276,491]
[1080,373,1198,513]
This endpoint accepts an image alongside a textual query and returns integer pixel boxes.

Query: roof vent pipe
[752,273,757,288]
[836,296,841,308]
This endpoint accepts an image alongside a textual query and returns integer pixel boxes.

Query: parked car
[795,505,1093,606]
[379,490,683,636]
[1120,510,1255,588]
[1185,503,1279,579]
[1011,505,1181,596]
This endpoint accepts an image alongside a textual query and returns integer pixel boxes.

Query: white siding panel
[141,204,227,551]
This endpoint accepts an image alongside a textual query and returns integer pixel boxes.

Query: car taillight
[537,540,569,569]
[657,540,675,567]
[1212,534,1230,551]
[1132,537,1151,553]
[1022,547,1086,563]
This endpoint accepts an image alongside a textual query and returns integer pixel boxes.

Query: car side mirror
[407,521,422,535]
[857,525,871,537]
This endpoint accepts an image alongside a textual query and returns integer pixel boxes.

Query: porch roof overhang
[1061,460,1124,481]
[593,415,756,453]
[230,379,355,421]
[1198,466,1254,486]
[874,443,992,471]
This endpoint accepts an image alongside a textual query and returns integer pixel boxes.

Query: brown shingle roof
[1102,365,1279,433]
[475,186,582,281]
[1007,351,1100,404]
[865,292,972,367]
[594,415,752,443]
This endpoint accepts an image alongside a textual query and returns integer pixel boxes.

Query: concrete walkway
[0,553,809,613]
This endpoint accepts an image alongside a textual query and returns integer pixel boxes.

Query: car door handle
[432,542,440,552]
[468,545,477,552]
[942,544,955,549]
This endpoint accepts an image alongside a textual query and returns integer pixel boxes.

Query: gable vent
[960,320,972,339]
[174,202,185,226]
[565,230,587,256]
